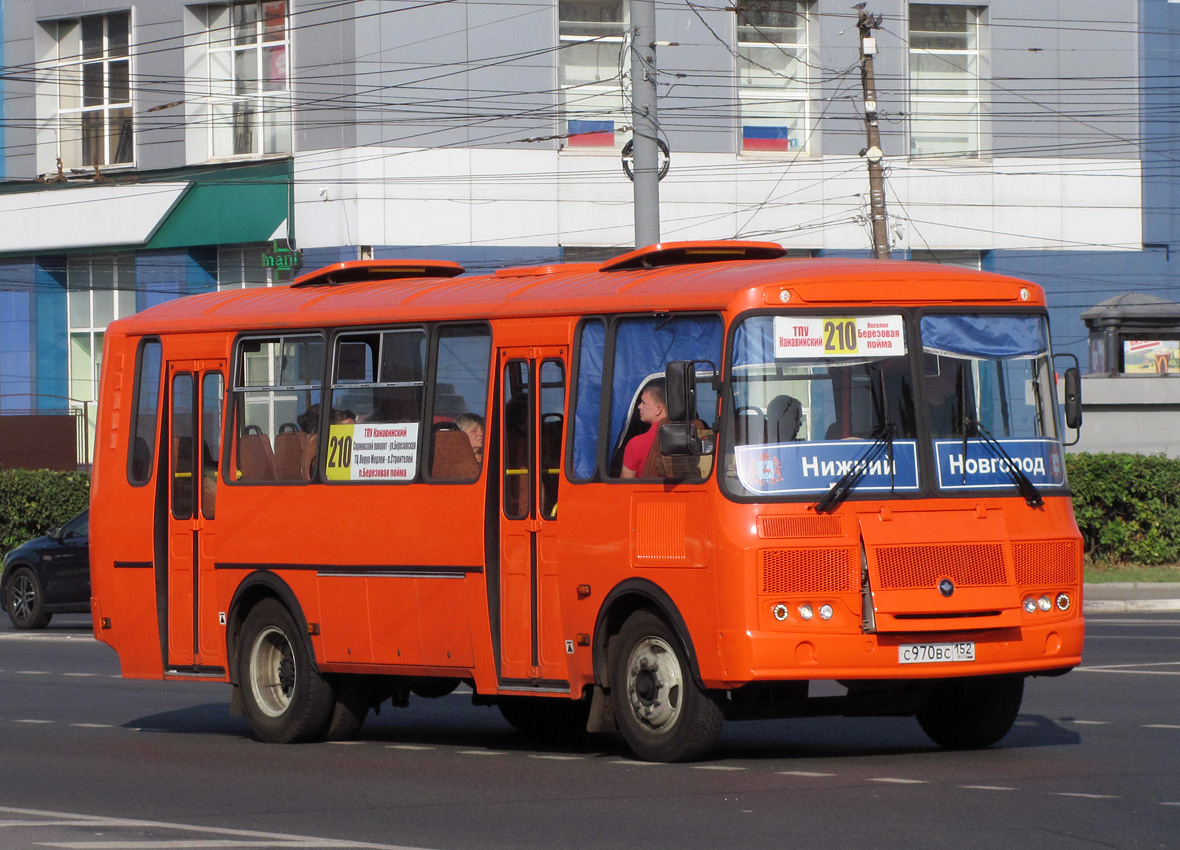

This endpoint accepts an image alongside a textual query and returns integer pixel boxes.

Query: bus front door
[497,350,569,688]
[164,362,225,673]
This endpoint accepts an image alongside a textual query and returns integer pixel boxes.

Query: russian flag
[743,125,794,152]
[568,119,615,147]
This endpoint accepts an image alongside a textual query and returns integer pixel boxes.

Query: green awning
[144,160,291,250]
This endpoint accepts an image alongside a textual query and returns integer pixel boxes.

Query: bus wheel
[917,675,1024,750]
[239,599,335,743]
[498,695,591,739]
[609,610,723,762]
[7,568,52,630]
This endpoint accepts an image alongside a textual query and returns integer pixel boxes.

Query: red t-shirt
[623,423,658,475]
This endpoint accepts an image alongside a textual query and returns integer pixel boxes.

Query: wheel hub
[625,637,683,733]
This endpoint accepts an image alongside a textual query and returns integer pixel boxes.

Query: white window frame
[558,0,628,151]
[736,1,813,156]
[67,253,137,457]
[908,4,983,158]
[206,1,292,160]
[39,12,133,172]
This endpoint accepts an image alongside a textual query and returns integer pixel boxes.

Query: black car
[1,509,91,629]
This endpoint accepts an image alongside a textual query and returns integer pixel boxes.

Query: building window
[558,0,627,149]
[737,2,811,154]
[208,1,291,158]
[68,254,136,454]
[43,12,133,170]
[217,244,292,289]
[908,4,981,157]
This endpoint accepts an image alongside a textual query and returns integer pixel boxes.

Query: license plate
[898,641,975,664]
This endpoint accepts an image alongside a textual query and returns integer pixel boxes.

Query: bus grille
[758,514,844,538]
[761,548,858,594]
[1013,540,1081,586]
[874,543,1006,589]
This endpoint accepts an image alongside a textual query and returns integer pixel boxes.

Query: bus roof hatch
[292,259,466,288]
[599,240,788,272]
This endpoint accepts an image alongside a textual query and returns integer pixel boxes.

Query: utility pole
[857,6,890,259]
[631,0,660,248]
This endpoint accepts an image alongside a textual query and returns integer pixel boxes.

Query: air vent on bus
[599,240,788,272]
[291,259,465,287]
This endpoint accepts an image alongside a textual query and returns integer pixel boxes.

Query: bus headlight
[1056,593,1071,611]
[772,603,789,621]
[819,604,834,621]
[1023,597,1038,614]
[1038,595,1053,612]
[799,604,814,621]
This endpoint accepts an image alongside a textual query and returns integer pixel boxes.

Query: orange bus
[89,241,1085,762]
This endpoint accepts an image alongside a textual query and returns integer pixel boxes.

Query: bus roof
[111,241,1043,336]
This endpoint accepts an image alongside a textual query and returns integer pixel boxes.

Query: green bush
[0,469,91,560]
[1066,453,1180,565]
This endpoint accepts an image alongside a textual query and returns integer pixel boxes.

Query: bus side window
[127,339,162,486]
[231,334,324,483]
[428,325,490,482]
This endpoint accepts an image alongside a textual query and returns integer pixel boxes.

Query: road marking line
[529,754,587,761]
[326,741,368,746]
[63,673,100,677]
[692,765,746,771]
[1054,793,1118,800]
[13,719,53,724]
[0,806,438,849]
[1082,661,1180,669]
[1161,802,1180,807]
[17,670,49,675]
[960,785,1016,791]
[608,760,662,766]
[1143,724,1180,729]
[70,723,113,729]
[1068,720,1111,725]
[777,771,836,777]
[456,750,507,756]
[870,778,927,785]
[385,745,434,751]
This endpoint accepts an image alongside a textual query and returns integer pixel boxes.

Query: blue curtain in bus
[571,321,605,479]
[608,315,723,454]
[920,315,1048,359]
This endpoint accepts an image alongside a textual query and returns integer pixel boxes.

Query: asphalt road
[0,613,1176,850]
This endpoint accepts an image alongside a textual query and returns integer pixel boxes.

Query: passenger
[621,379,667,479]
[455,412,485,464]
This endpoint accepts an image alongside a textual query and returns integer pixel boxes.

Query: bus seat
[734,406,766,445]
[431,429,479,481]
[643,420,707,479]
[239,431,277,481]
[766,395,803,443]
[274,430,314,481]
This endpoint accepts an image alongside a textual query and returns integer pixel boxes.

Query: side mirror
[665,360,696,423]
[658,421,713,458]
[1063,367,1082,430]
[46,526,62,541]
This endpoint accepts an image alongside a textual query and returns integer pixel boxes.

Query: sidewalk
[1084,582,1180,613]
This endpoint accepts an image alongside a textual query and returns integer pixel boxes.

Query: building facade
[0,0,1176,461]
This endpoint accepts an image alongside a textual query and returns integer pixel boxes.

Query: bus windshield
[723,312,1064,501]
[723,313,918,499]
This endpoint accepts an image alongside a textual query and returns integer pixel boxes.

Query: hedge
[1065,453,1180,565]
[0,469,90,560]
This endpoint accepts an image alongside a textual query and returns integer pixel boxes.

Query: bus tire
[917,675,1024,750]
[498,695,592,739]
[6,568,51,630]
[239,598,335,743]
[609,610,723,762]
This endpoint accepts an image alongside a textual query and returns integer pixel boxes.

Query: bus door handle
[524,519,542,533]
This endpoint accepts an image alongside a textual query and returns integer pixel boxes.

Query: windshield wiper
[813,424,896,514]
[965,418,1044,508]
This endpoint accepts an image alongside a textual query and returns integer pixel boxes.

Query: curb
[1085,599,1180,613]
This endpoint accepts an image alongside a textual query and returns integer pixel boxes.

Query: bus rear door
[497,349,569,689]
[165,361,225,673]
